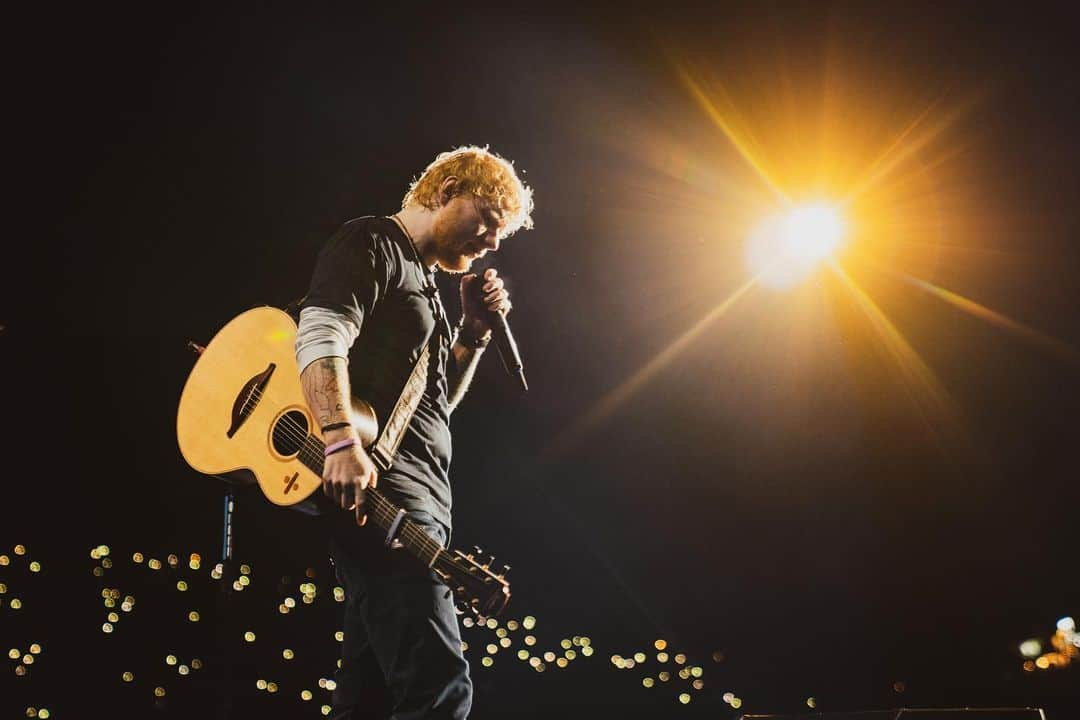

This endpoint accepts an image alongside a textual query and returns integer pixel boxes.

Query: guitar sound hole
[272,411,310,457]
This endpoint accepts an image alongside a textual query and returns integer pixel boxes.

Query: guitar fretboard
[294,437,446,568]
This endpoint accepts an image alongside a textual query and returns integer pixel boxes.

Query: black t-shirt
[301,216,455,532]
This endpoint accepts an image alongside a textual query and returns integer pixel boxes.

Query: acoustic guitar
[176,306,510,617]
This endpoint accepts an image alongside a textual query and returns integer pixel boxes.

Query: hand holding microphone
[460,268,528,392]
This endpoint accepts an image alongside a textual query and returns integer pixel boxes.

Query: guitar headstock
[433,546,511,618]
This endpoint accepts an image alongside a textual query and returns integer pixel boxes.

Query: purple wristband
[324,437,356,457]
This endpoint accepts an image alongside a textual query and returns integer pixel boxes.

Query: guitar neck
[301,439,447,568]
[365,488,447,566]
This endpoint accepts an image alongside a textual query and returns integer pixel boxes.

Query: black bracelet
[455,323,491,349]
[321,421,352,433]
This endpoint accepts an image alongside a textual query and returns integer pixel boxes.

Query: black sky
[4,2,1079,718]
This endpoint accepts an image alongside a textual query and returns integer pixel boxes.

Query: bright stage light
[746,202,847,289]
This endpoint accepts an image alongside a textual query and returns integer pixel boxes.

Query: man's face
[429,193,505,274]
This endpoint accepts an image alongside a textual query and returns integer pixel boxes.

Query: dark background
[3,2,1078,718]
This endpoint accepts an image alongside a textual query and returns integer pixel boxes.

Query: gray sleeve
[295,305,360,373]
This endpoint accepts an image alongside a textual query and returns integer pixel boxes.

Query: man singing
[294,145,534,719]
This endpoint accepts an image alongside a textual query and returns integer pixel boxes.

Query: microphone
[471,274,527,393]
[489,310,528,393]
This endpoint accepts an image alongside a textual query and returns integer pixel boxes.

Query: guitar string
[245,387,442,559]
[262,424,438,561]
[243,377,500,587]
[228,332,438,557]
[230,392,495,602]
[209,365,491,594]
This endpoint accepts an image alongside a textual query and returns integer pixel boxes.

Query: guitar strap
[367,340,430,472]
[366,213,457,474]
[368,244,453,471]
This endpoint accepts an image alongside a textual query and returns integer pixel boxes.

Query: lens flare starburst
[546,25,1079,470]
[746,202,847,289]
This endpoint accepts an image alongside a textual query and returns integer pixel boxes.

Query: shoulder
[328,215,416,291]
[321,217,407,274]
[332,216,394,252]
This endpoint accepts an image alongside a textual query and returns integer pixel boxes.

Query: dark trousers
[327,511,472,720]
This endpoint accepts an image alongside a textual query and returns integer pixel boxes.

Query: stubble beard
[434,243,473,274]
[430,216,476,274]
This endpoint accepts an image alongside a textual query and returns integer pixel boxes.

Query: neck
[393,205,438,270]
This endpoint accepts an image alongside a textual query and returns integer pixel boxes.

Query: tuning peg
[473,545,483,556]
[501,564,511,575]
[482,555,495,569]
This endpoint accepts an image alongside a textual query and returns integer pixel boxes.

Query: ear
[438,176,460,206]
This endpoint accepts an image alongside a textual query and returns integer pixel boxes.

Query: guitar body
[176,306,374,506]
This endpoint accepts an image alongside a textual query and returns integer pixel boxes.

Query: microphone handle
[490,311,528,393]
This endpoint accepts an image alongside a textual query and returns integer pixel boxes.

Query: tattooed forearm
[301,356,352,427]
[314,359,344,421]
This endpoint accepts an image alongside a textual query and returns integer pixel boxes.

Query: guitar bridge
[226,363,276,438]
